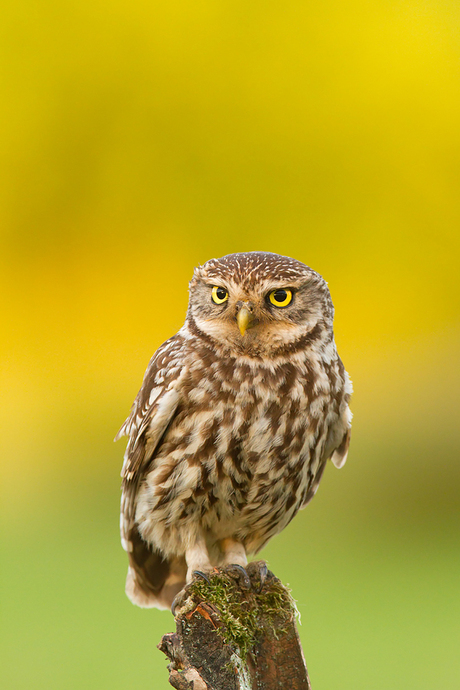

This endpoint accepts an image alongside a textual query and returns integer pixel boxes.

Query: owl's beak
[236,304,255,336]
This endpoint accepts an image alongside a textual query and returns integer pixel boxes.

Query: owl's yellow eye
[268,288,293,307]
[211,286,229,304]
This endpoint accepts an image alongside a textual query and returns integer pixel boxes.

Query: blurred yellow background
[1,1,459,688]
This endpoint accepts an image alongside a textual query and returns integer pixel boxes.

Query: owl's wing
[115,333,186,550]
[301,404,352,509]
[330,425,351,469]
[115,333,190,608]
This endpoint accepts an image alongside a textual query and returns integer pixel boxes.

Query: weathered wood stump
[158,561,311,689]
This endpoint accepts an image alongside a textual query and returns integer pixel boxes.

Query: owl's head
[187,252,334,357]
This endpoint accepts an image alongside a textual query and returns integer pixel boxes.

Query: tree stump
[158,561,311,689]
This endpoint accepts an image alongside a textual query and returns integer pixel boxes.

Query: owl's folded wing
[115,333,186,537]
[330,426,351,469]
[300,403,352,509]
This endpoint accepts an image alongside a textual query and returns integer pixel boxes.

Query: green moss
[187,571,298,661]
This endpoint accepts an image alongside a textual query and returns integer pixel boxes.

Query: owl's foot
[221,563,251,590]
[171,561,272,614]
[246,560,269,593]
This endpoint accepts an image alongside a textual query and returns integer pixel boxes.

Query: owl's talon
[223,564,251,590]
[247,560,269,592]
[192,570,211,584]
[171,571,211,615]
[171,591,185,616]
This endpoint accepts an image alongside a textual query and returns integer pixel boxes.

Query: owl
[116,252,352,610]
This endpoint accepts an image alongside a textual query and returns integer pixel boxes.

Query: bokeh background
[1,1,459,688]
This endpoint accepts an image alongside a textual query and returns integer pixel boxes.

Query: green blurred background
[1,1,459,688]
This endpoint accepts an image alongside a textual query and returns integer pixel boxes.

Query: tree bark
[158,561,311,690]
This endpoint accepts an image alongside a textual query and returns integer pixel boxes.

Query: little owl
[116,252,352,609]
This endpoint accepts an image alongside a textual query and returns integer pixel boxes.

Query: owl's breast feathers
[118,327,351,557]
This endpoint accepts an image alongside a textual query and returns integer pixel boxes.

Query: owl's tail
[125,527,186,610]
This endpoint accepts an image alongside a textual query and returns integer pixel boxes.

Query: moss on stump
[158,561,311,690]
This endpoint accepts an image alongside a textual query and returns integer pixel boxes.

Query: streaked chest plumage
[136,345,344,553]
